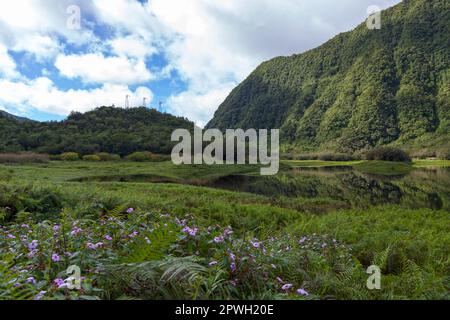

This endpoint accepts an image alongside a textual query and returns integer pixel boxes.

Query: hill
[207,0,450,155]
[0,110,34,123]
[0,107,193,156]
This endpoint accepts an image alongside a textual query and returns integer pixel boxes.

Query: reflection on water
[208,167,450,211]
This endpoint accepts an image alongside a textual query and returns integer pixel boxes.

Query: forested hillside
[207,0,450,154]
[0,107,193,155]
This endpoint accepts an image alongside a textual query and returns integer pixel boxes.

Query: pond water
[207,167,450,211]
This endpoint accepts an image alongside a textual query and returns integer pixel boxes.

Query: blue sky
[0,0,400,126]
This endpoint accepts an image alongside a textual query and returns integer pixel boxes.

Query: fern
[0,254,37,300]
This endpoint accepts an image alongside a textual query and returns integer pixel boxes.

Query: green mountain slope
[0,107,193,155]
[0,110,34,123]
[207,0,450,154]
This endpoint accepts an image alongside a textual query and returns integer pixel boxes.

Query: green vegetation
[125,151,169,162]
[60,152,80,161]
[0,160,448,300]
[207,0,450,156]
[82,155,101,162]
[365,147,412,163]
[0,107,193,156]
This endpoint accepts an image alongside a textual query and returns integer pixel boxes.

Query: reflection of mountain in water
[207,167,450,211]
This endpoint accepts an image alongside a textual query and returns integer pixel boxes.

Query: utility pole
[159,101,163,112]
[125,95,130,109]
[143,97,147,108]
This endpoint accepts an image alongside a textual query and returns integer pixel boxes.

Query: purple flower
[322,243,327,249]
[7,234,16,239]
[230,262,237,273]
[105,235,113,241]
[129,231,138,238]
[95,242,104,248]
[214,236,224,243]
[126,208,135,214]
[27,240,38,251]
[223,227,234,236]
[251,241,260,249]
[21,224,30,229]
[208,261,218,267]
[53,225,60,232]
[299,237,307,244]
[297,288,309,296]
[26,277,36,285]
[70,227,82,236]
[53,278,65,287]
[34,291,46,300]
[51,253,61,262]
[228,252,236,262]
[282,283,293,291]
[276,277,284,283]
[87,242,97,250]
[189,228,198,237]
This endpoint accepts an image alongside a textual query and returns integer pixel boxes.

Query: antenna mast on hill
[143,97,147,108]
[125,95,130,109]
[158,101,163,112]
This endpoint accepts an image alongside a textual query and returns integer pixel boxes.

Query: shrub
[60,152,79,161]
[96,152,121,161]
[365,147,411,163]
[436,148,450,160]
[82,155,101,162]
[292,153,357,161]
[49,154,62,161]
[0,153,49,163]
[125,151,168,162]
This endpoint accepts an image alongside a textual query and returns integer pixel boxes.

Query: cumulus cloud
[0,44,19,79]
[0,0,97,60]
[0,77,153,115]
[55,53,153,85]
[146,0,401,125]
[0,0,402,124]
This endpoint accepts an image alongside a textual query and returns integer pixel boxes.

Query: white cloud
[0,77,153,116]
[0,44,19,78]
[146,0,401,125]
[166,84,236,128]
[109,35,157,59]
[0,0,403,124]
[55,53,153,85]
[0,0,97,60]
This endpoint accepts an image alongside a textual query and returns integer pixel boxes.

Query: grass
[0,159,448,300]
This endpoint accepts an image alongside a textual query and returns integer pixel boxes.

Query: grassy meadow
[0,160,449,300]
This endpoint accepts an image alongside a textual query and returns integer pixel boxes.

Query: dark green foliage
[366,147,412,163]
[96,152,121,161]
[125,151,169,162]
[82,155,101,162]
[0,107,193,156]
[60,152,79,161]
[207,0,450,154]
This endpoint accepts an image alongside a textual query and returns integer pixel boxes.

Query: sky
[0,0,401,126]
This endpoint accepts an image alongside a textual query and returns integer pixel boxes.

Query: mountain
[0,107,193,156]
[207,0,450,154]
[0,110,34,123]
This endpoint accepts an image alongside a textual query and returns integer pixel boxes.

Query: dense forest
[207,0,450,155]
[0,107,193,155]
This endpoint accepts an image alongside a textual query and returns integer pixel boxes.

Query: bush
[291,153,357,161]
[0,153,49,163]
[60,152,79,161]
[96,152,121,161]
[49,154,62,161]
[436,148,450,160]
[82,155,101,162]
[365,147,411,163]
[125,151,168,162]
